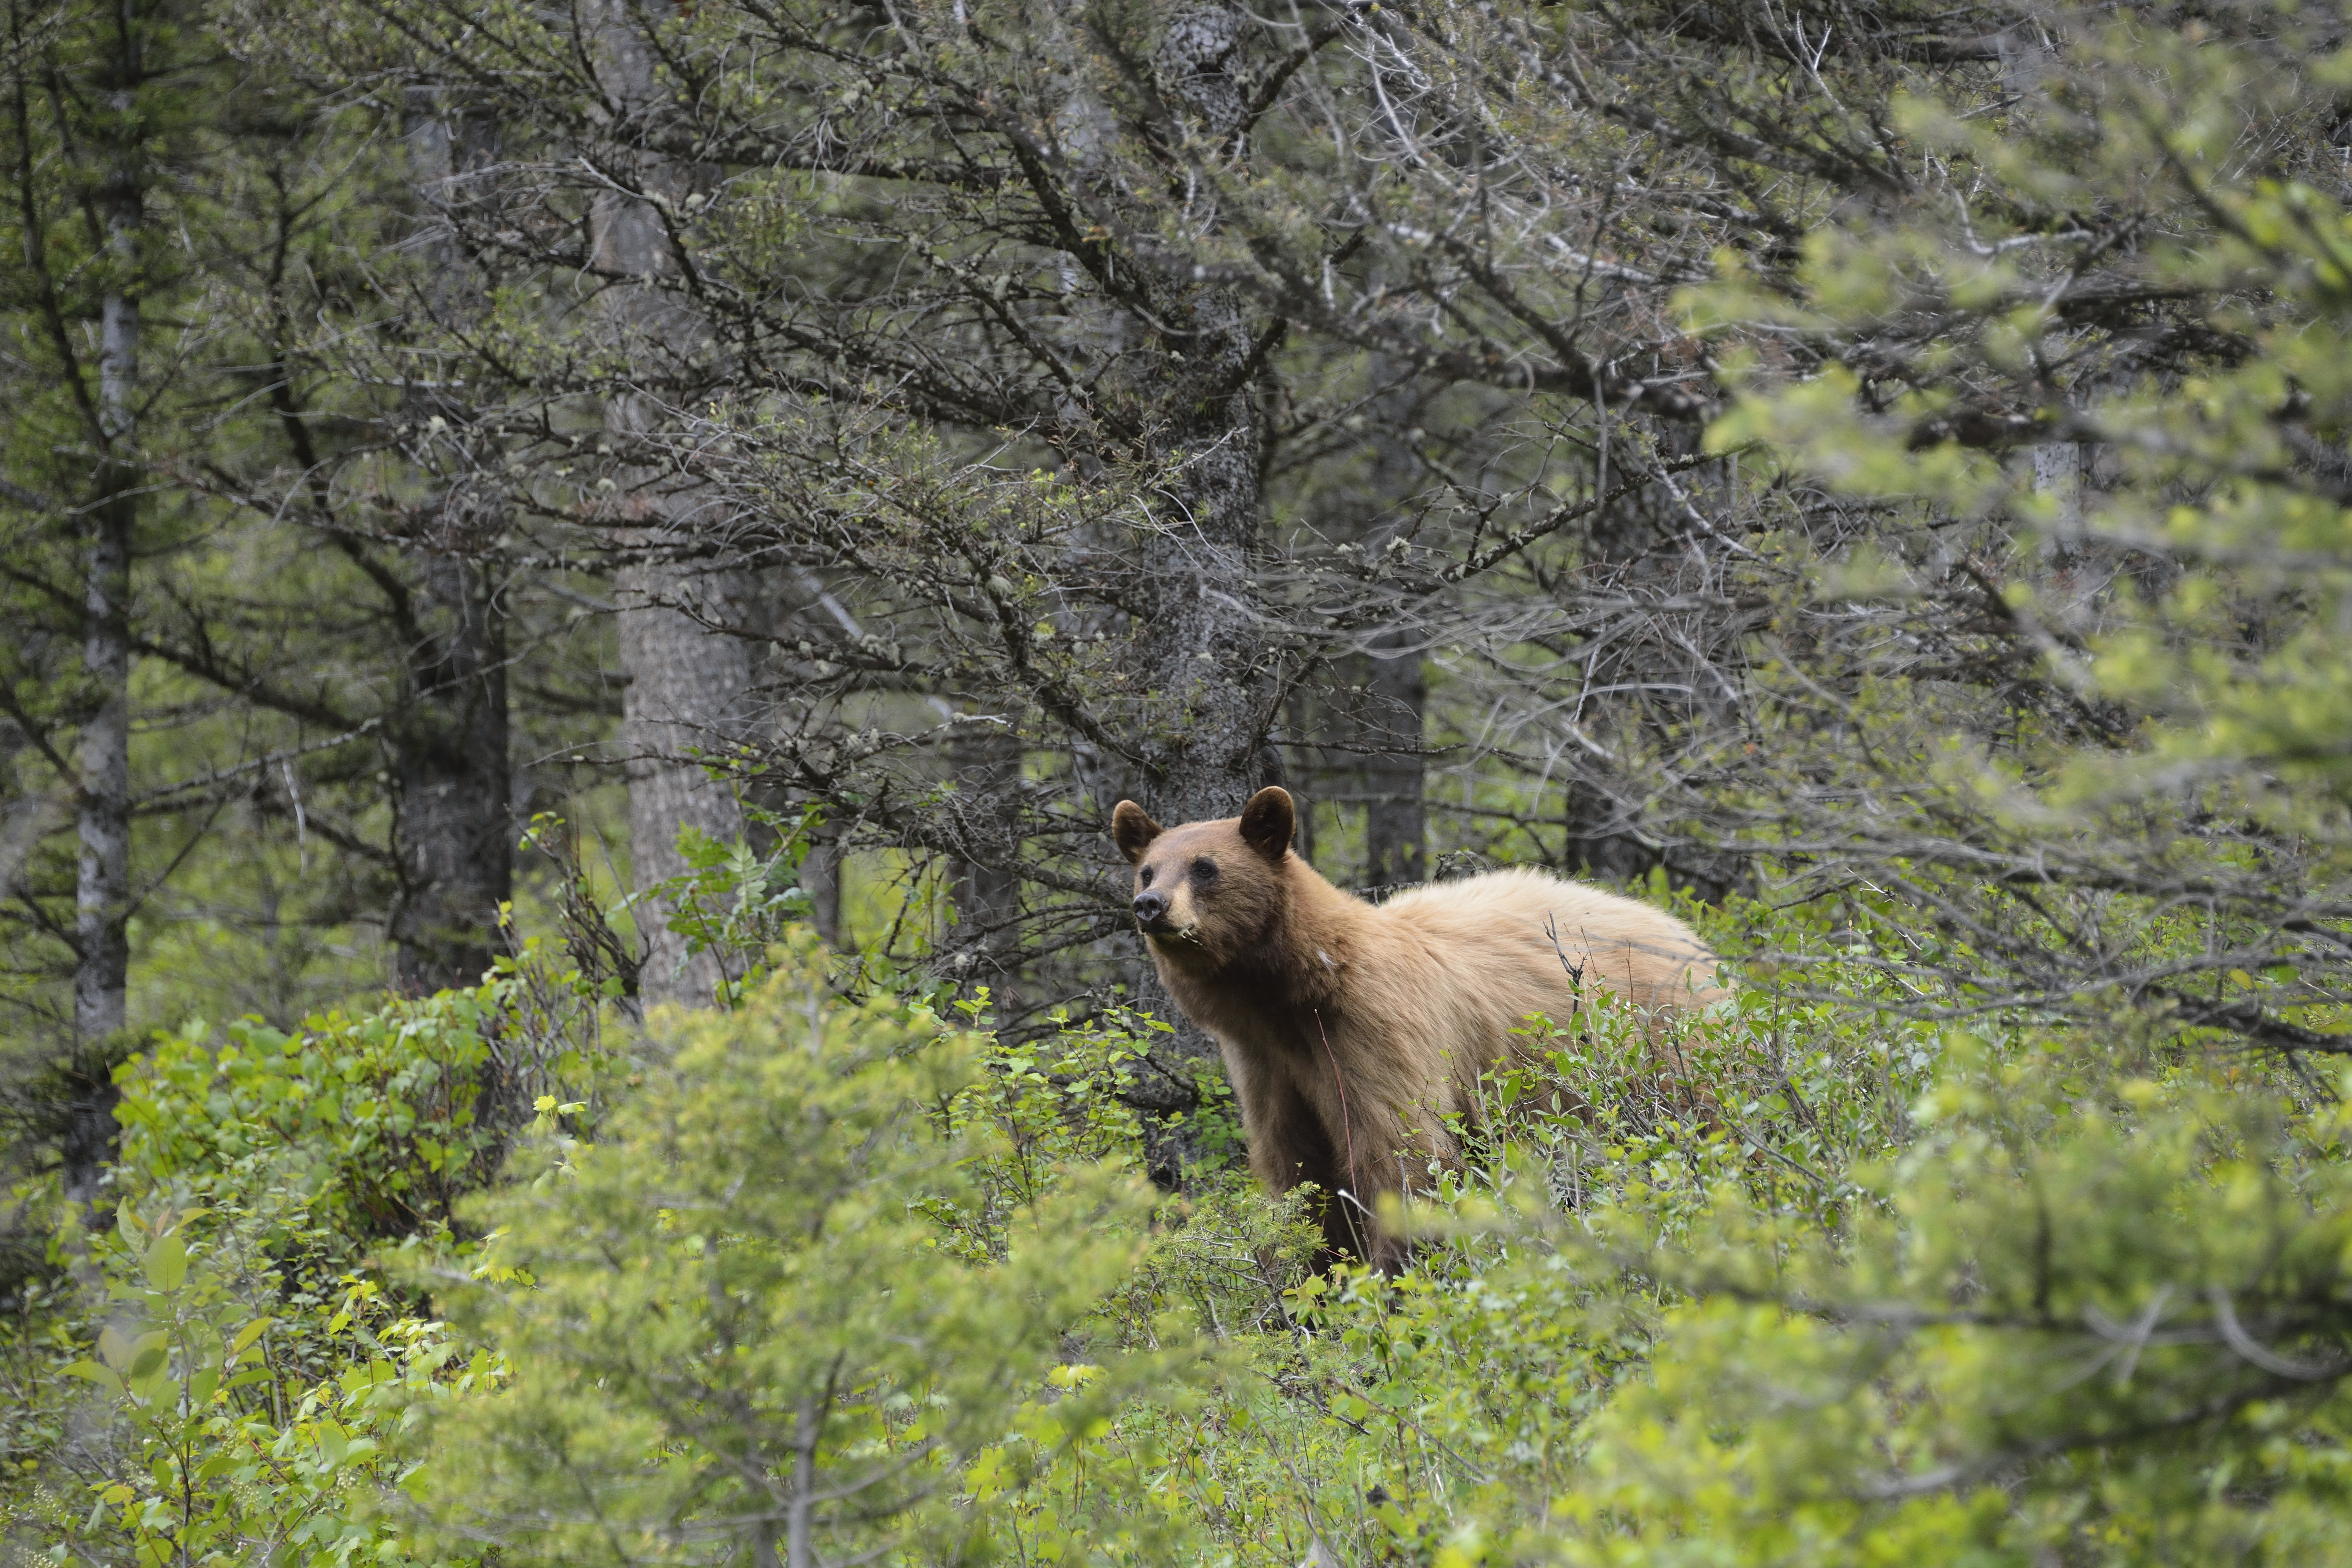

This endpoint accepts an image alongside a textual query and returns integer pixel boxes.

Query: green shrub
[16,1199,498,1568]
[397,934,1181,1567]
[113,940,612,1256]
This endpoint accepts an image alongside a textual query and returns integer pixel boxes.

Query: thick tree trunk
[1118,6,1273,1181]
[75,501,130,1057]
[2034,440,2084,554]
[1357,365,1428,894]
[1559,417,1673,884]
[617,564,752,1005]
[391,93,512,994]
[69,490,130,1209]
[78,461,133,1062]
[1126,322,1268,1178]
[1131,14,1268,832]
[1560,420,1748,899]
[1133,333,1267,830]
[390,549,511,992]
[589,1,752,1008]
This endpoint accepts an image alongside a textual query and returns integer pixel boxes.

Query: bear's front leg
[1220,1044,1367,1265]
[1298,1074,1461,1276]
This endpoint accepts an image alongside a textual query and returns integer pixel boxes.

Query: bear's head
[1110,787,1294,967]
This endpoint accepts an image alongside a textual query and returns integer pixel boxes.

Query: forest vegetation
[5,0,2352,1562]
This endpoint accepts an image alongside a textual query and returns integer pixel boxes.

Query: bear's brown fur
[1112,786,1718,1268]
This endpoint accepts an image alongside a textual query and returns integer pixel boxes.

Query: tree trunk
[1362,627,1426,892]
[391,91,512,994]
[1120,284,1270,1179]
[1131,310,1268,829]
[617,568,752,1006]
[1555,418,1753,896]
[390,549,511,992]
[2034,440,2084,556]
[589,1,752,1008]
[1120,5,1273,1181]
[1130,14,1268,832]
[66,4,144,1206]
[800,831,843,949]
[68,488,130,1208]
[945,722,1023,1012]
[1356,365,1428,894]
[76,486,130,1062]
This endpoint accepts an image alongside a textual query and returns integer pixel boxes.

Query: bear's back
[1373,866,1717,1012]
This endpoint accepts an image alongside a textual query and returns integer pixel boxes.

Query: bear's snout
[1132,889,1171,929]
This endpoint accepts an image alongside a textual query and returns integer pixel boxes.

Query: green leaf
[228,1315,275,1359]
[144,1231,188,1292]
[64,1359,123,1396]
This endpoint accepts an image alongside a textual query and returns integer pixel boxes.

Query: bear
[1111,785,1718,1270]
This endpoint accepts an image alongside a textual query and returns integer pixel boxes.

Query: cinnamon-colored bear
[1112,786,1717,1268]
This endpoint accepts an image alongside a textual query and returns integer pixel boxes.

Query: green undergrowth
[4,897,2350,1567]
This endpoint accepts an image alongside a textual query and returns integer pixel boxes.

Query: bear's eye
[1138,865,1155,887]
[1192,858,1218,882]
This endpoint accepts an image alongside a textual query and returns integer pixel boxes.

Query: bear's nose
[1132,889,1170,926]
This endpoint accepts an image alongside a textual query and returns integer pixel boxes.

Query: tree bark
[617,566,752,1006]
[66,0,145,1206]
[1557,419,1747,898]
[1132,9,1270,828]
[800,831,843,949]
[390,548,511,992]
[1132,309,1268,830]
[75,481,130,1060]
[2034,440,2084,556]
[391,91,512,994]
[1362,627,1426,892]
[1120,6,1274,1180]
[1357,366,1429,895]
[588,0,752,1008]
[945,722,1023,1011]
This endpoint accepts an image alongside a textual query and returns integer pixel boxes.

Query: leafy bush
[2,941,612,1568]
[936,908,2352,1567]
[397,935,1178,1566]
[9,896,2348,1568]
[1525,1041,2352,1566]
[16,1200,499,1568]
[112,937,613,1253]
[120,995,501,1248]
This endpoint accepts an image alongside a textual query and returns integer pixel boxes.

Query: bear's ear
[1111,800,1162,865]
[1238,786,1295,862]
